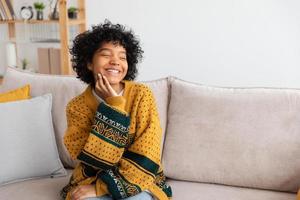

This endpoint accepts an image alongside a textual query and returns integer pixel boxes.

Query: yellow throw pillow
[0,85,31,103]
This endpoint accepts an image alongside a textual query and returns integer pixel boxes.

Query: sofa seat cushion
[0,170,295,200]
[168,179,296,200]
[0,169,72,200]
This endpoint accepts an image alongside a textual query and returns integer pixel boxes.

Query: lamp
[6,42,17,68]
[1,42,17,84]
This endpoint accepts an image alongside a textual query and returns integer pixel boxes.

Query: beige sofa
[0,66,299,200]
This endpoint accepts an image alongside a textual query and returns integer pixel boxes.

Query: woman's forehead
[98,41,126,52]
[100,41,124,47]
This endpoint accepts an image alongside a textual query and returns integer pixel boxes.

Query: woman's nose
[109,56,120,65]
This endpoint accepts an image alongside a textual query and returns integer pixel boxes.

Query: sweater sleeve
[76,97,130,170]
[63,102,92,160]
[97,86,166,199]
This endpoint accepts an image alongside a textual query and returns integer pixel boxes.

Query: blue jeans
[85,191,154,200]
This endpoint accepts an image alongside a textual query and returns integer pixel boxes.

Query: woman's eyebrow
[96,48,126,54]
[97,48,111,52]
[119,51,126,55]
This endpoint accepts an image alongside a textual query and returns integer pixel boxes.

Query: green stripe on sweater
[91,102,130,148]
[123,151,159,175]
[77,150,114,170]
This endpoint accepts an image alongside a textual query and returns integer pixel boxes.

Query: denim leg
[124,191,153,200]
[84,191,153,200]
[84,195,112,200]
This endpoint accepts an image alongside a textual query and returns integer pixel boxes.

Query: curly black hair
[70,20,144,85]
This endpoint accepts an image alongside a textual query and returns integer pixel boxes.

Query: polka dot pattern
[63,94,93,160]
[83,134,123,164]
[128,84,162,164]
[119,159,153,189]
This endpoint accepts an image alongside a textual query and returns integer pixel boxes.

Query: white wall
[87,0,300,87]
[1,0,300,87]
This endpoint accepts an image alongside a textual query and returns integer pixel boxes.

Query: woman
[60,21,172,200]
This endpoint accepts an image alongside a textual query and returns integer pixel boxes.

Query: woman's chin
[101,74,124,86]
[107,79,121,86]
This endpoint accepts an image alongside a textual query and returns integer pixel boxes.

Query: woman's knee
[124,191,154,200]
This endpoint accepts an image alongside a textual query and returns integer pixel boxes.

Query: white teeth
[106,69,119,74]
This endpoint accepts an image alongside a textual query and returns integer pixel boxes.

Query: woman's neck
[111,82,124,94]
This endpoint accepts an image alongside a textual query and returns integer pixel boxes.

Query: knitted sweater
[61,81,172,200]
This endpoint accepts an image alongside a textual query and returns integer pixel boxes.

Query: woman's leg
[123,191,154,200]
[84,195,112,200]
[84,191,153,200]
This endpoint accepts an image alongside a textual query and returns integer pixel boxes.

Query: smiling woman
[70,20,143,88]
[87,42,128,95]
[60,21,172,200]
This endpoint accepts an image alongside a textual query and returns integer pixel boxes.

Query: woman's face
[88,42,128,88]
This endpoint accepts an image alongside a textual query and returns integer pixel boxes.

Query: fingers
[70,187,86,200]
[96,73,108,94]
[102,75,118,97]
[70,187,80,200]
[70,185,97,200]
[95,73,118,98]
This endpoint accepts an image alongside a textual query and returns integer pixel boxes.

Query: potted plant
[21,58,29,70]
[68,6,78,19]
[49,0,59,20]
[33,2,45,20]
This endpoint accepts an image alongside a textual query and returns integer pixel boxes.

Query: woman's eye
[120,57,127,60]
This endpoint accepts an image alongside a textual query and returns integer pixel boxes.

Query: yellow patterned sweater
[61,81,172,200]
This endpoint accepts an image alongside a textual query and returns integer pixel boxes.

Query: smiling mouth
[105,68,121,76]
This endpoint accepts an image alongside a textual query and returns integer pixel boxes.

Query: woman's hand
[95,73,118,99]
[70,184,97,200]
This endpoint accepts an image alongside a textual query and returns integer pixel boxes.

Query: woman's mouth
[105,68,121,76]
[107,69,119,73]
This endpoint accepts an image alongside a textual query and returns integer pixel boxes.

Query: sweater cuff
[95,179,109,197]
[105,96,126,113]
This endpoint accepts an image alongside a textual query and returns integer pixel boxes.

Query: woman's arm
[63,101,92,160]
[76,101,130,170]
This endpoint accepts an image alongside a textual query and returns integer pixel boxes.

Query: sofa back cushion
[163,77,300,192]
[0,67,169,168]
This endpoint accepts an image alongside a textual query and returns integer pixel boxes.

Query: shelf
[0,19,85,25]
[68,19,86,25]
[7,39,62,43]
[1,0,86,75]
